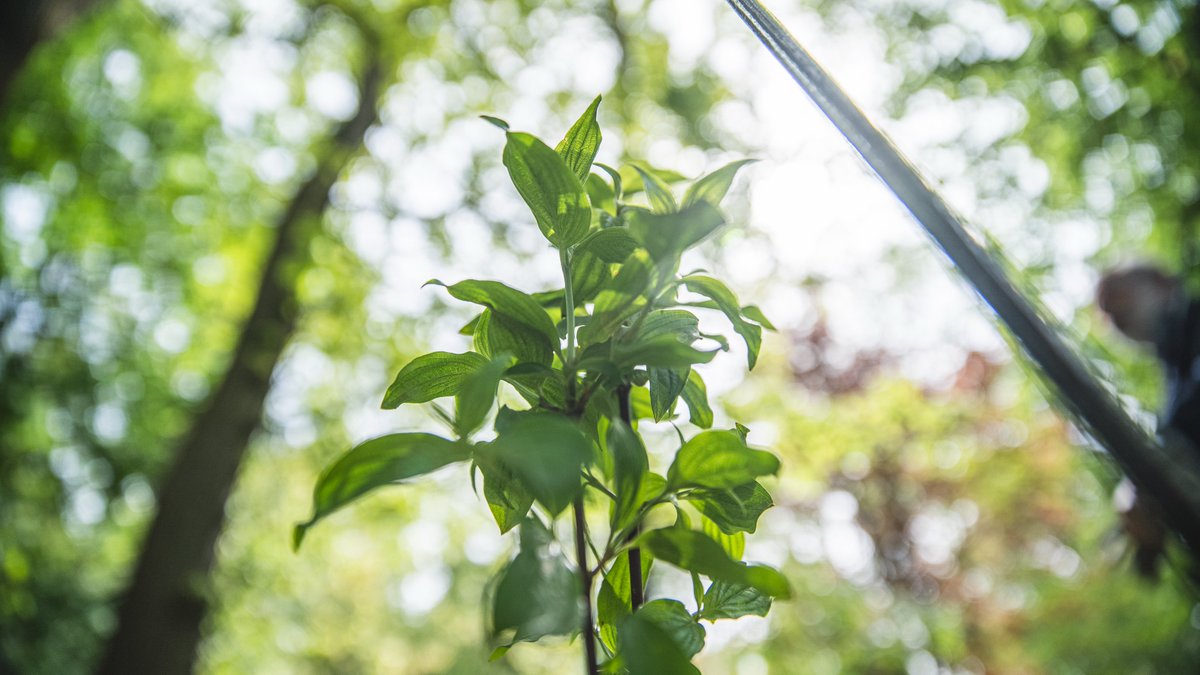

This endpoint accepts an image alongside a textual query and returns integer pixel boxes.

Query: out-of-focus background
[2,0,1199,673]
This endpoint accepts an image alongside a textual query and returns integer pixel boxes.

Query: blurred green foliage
[1,0,1199,673]
[715,361,1200,673]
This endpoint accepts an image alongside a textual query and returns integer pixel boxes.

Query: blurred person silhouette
[1096,263,1200,578]
[1097,264,1200,450]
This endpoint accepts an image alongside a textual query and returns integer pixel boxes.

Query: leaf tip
[291,521,310,552]
[480,115,510,131]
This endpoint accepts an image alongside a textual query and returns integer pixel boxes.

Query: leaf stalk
[561,248,578,406]
[573,496,599,675]
[617,383,645,611]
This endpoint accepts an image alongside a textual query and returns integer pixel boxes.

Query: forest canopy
[1,0,1198,673]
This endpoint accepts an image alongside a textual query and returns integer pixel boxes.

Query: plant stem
[628,538,645,611]
[616,383,645,611]
[573,496,599,675]
[582,471,617,500]
[561,249,578,405]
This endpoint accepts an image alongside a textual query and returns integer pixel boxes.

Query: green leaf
[505,362,557,378]
[293,433,470,550]
[631,164,678,214]
[586,173,615,214]
[629,386,655,421]
[573,347,621,388]
[681,370,713,429]
[532,289,565,308]
[381,351,489,409]
[484,410,591,516]
[701,515,745,560]
[625,202,724,262]
[570,249,611,303]
[555,95,602,183]
[480,115,510,130]
[477,452,534,533]
[504,374,549,408]
[700,580,772,621]
[597,552,634,653]
[649,367,689,422]
[538,374,569,410]
[504,363,558,394]
[637,600,706,658]
[617,613,700,675]
[436,279,559,348]
[630,471,667,520]
[686,481,773,534]
[682,276,763,369]
[733,423,751,443]
[455,354,515,437]
[596,248,655,315]
[502,131,591,247]
[729,420,748,441]
[459,313,482,336]
[620,164,689,193]
[667,430,779,490]
[613,337,718,370]
[474,309,553,367]
[740,304,776,331]
[595,162,623,201]
[637,310,700,345]
[574,227,639,263]
[691,572,705,612]
[682,159,756,208]
[611,471,667,540]
[608,420,648,532]
[640,528,791,598]
[492,518,580,644]
[699,331,731,351]
[580,249,655,343]
[501,364,557,407]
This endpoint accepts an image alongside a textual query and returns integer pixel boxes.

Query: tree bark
[97,50,385,675]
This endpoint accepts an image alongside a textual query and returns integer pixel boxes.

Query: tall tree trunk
[0,0,105,105]
[97,50,386,675]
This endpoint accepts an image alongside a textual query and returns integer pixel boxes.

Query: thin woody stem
[573,496,599,675]
[617,383,645,611]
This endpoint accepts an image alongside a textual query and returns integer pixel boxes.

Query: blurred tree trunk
[97,39,386,675]
[0,0,105,104]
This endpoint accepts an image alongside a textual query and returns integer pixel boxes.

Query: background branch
[97,24,388,675]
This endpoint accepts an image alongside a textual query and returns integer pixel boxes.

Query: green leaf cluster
[294,96,783,672]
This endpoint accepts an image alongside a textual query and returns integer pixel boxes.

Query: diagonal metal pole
[725,0,1200,553]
